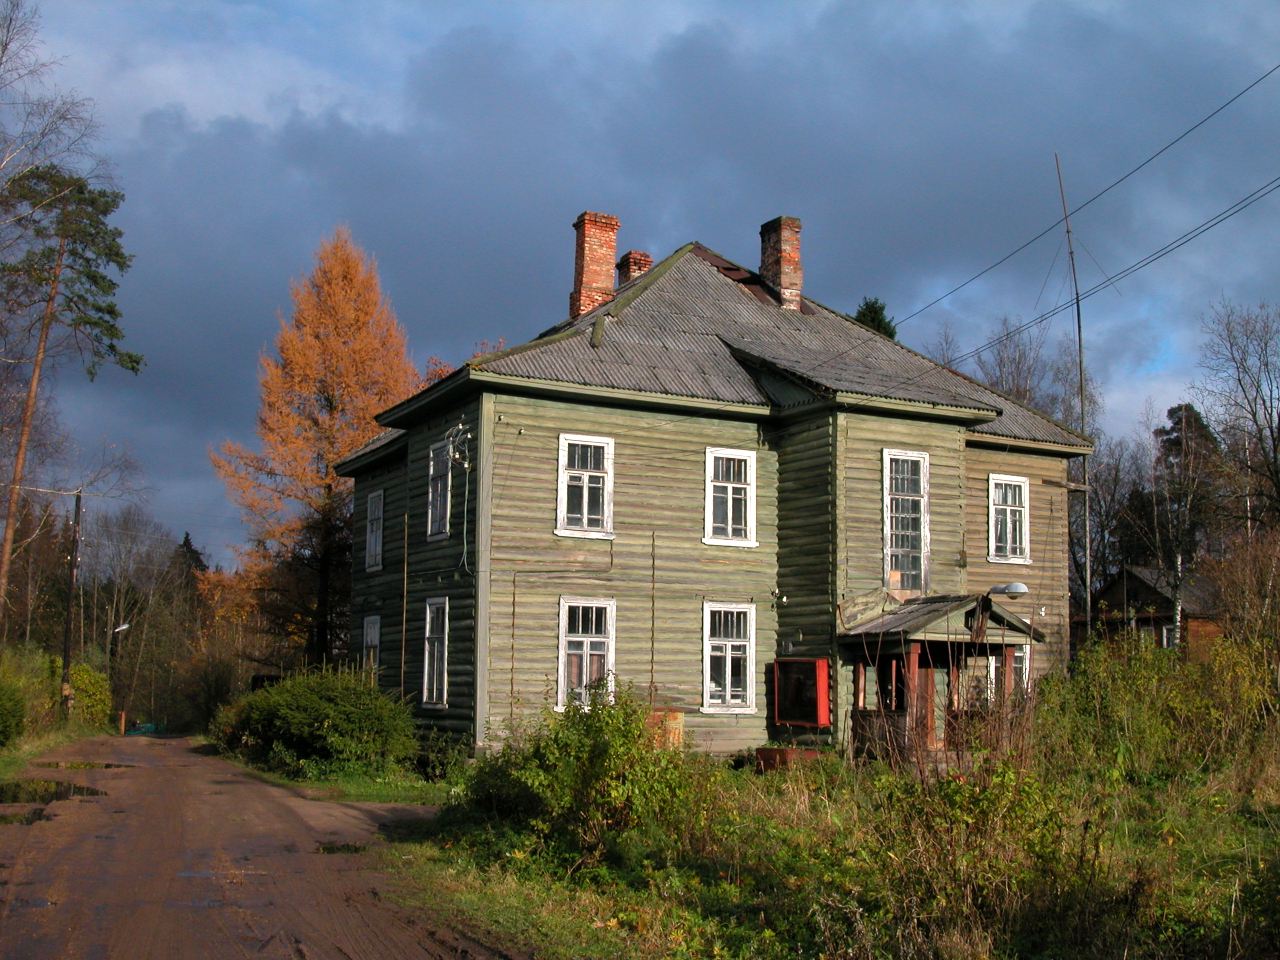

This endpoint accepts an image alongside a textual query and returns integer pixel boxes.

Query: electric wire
[896,59,1280,327]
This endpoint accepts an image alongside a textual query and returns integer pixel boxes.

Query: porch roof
[839,594,1044,647]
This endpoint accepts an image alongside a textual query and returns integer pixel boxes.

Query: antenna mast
[1056,153,1092,638]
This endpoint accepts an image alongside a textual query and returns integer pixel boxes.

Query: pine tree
[212,226,439,662]
[0,164,135,631]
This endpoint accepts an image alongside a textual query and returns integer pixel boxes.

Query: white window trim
[987,473,1031,565]
[700,601,757,715]
[423,597,448,708]
[365,490,384,572]
[882,449,931,593]
[427,440,451,541]
[556,596,616,711]
[702,447,759,548]
[362,614,381,670]
[554,433,616,540]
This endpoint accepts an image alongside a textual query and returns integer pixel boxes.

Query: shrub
[465,683,696,861]
[0,675,25,748]
[212,670,417,779]
[44,657,112,729]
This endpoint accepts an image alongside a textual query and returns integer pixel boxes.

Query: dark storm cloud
[44,1,1280,561]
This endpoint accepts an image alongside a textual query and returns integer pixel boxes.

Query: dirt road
[0,735,512,959]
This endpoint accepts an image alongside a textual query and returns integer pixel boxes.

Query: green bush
[212,670,417,779]
[0,675,25,747]
[43,657,111,729]
[465,683,695,860]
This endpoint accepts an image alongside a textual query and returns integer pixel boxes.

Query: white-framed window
[883,450,929,592]
[988,474,1030,563]
[555,434,615,539]
[428,441,451,539]
[701,601,756,713]
[362,614,381,670]
[423,597,447,707]
[702,448,758,547]
[365,490,383,571]
[557,596,615,709]
[986,645,1030,700]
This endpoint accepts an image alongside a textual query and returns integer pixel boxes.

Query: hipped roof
[344,240,1091,472]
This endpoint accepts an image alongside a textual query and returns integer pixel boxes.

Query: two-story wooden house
[336,212,1090,754]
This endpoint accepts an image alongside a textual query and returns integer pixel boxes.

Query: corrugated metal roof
[470,244,1090,449]
[843,594,1041,642]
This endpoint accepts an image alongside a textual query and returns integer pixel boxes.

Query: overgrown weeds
[398,637,1280,959]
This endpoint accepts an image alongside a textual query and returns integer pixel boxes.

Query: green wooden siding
[836,412,967,600]
[350,399,481,738]
[963,443,1072,674]
[350,449,408,684]
[773,412,837,651]
[483,394,779,753]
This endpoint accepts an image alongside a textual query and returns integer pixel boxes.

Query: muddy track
[0,736,520,959]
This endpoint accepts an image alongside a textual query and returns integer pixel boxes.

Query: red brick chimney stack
[570,211,621,319]
[759,216,803,310]
[616,249,653,286]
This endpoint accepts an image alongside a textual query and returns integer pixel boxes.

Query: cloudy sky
[32,0,1280,565]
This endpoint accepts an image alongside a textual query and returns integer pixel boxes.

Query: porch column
[905,641,920,735]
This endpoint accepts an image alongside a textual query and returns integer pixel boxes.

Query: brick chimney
[759,216,803,310]
[570,211,620,318]
[616,249,653,286]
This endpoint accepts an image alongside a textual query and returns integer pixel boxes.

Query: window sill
[701,536,759,549]
[699,705,756,715]
[422,701,448,710]
[987,554,1031,565]
[365,564,383,573]
[427,532,449,543]
[554,528,615,541]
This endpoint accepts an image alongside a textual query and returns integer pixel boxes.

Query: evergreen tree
[0,164,135,631]
[851,297,897,339]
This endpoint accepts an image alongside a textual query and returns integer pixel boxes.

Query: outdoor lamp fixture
[113,623,130,633]
[988,582,1029,600]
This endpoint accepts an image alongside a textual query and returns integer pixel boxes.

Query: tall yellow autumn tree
[212,226,440,662]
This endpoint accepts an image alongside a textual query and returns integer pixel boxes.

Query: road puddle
[0,780,107,803]
[0,808,44,825]
[33,761,134,770]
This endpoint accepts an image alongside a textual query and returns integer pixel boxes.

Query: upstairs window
[428,441,451,539]
[556,435,614,538]
[362,614,380,670]
[703,448,758,547]
[702,602,755,713]
[423,598,448,706]
[884,450,929,593]
[558,597,615,709]
[365,490,384,571]
[988,474,1030,563]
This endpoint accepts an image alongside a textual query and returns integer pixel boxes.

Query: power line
[896,58,1280,327]
[880,170,1280,397]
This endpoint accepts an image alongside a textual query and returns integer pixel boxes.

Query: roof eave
[467,369,771,419]
[965,432,1094,457]
[375,366,478,429]
[834,391,997,424]
[334,431,407,476]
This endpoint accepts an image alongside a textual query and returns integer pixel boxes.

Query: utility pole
[1056,154,1092,637]
[60,488,82,719]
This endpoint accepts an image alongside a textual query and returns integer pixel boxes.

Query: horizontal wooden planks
[483,394,779,751]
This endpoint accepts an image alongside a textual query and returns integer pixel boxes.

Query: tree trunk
[0,235,66,632]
